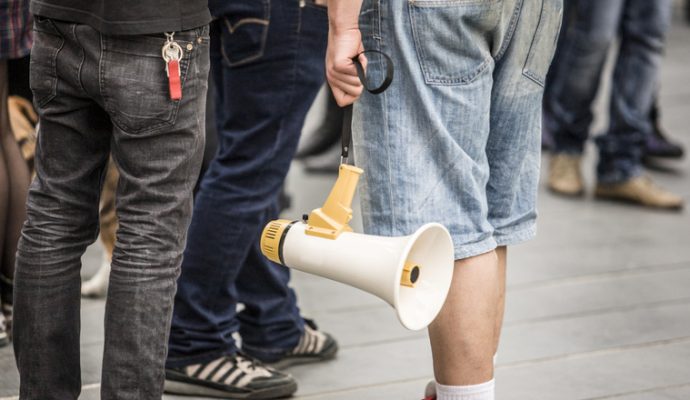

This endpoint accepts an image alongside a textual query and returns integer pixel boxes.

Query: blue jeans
[166,0,328,368]
[545,0,672,183]
[14,18,209,400]
[354,0,561,259]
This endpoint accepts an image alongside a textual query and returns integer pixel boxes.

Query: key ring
[162,41,184,62]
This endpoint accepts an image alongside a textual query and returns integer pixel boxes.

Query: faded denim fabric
[545,0,672,183]
[166,0,329,367]
[353,0,562,259]
[13,18,209,400]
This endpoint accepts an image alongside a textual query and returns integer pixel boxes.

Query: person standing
[0,0,32,348]
[545,0,683,209]
[326,0,562,399]
[13,0,211,398]
[163,1,337,399]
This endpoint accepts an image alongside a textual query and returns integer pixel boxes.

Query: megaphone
[261,164,454,331]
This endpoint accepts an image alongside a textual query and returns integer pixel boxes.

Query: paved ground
[2,11,690,400]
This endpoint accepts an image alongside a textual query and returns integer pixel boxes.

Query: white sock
[436,379,494,400]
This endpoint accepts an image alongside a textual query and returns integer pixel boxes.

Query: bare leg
[494,246,507,355]
[428,250,501,385]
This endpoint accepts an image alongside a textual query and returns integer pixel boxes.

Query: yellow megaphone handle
[305,164,363,240]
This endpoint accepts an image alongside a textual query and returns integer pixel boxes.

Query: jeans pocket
[522,0,563,87]
[30,17,63,108]
[219,0,270,67]
[408,0,501,86]
[101,34,195,134]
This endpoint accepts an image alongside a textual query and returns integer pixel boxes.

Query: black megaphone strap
[341,50,394,164]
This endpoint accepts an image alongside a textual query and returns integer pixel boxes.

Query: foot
[644,129,684,159]
[548,154,584,196]
[0,274,13,342]
[260,319,338,370]
[0,313,8,347]
[423,380,436,400]
[595,176,684,210]
[165,353,297,399]
[81,252,111,298]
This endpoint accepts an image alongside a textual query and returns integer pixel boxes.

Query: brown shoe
[595,176,684,210]
[548,154,584,196]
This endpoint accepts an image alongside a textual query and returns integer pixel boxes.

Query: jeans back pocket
[101,34,194,134]
[522,0,563,87]
[220,0,270,67]
[30,17,64,108]
[408,0,501,86]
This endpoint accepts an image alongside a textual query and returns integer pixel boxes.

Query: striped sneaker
[164,353,297,399]
[263,319,338,369]
[0,314,8,348]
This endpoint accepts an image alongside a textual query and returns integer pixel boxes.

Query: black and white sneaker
[264,319,338,369]
[0,314,8,348]
[164,353,297,399]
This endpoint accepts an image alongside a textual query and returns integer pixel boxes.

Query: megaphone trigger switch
[401,262,421,288]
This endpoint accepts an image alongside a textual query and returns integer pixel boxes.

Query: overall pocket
[522,0,563,87]
[30,17,64,108]
[408,0,501,86]
[101,34,194,134]
[220,0,270,67]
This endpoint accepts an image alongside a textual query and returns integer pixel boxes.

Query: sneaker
[1,303,12,343]
[423,380,436,400]
[595,176,684,210]
[548,154,584,196]
[264,319,338,369]
[81,252,111,298]
[0,314,8,348]
[164,353,297,399]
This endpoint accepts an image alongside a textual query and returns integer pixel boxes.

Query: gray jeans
[13,18,209,400]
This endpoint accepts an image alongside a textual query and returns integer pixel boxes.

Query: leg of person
[165,5,310,398]
[237,1,336,369]
[545,0,625,196]
[594,0,683,209]
[1,56,31,338]
[643,96,685,160]
[542,0,577,151]
[13,18,112,399]
[0,61,11,348]
[81,158,118,298]
[164,4,310,397]
[94,25,209,399]
[355,0,523,397]
[165,2,331,396]
[484,1,563,396]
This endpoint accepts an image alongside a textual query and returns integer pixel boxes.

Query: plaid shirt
[0,0,32,60]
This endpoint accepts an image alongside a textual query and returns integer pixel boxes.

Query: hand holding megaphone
[260,52,454,330]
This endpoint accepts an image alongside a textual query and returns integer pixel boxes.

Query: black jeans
[13,18,209,400]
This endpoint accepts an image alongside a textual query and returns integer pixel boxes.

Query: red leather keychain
[162,33,183,101]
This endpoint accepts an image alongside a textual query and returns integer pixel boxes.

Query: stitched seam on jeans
[494,0,525,62]
[408,0,493,86]
[72,24,88,94]
[220,0,271,68]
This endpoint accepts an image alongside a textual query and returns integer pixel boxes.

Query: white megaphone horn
[260,164,454,331]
